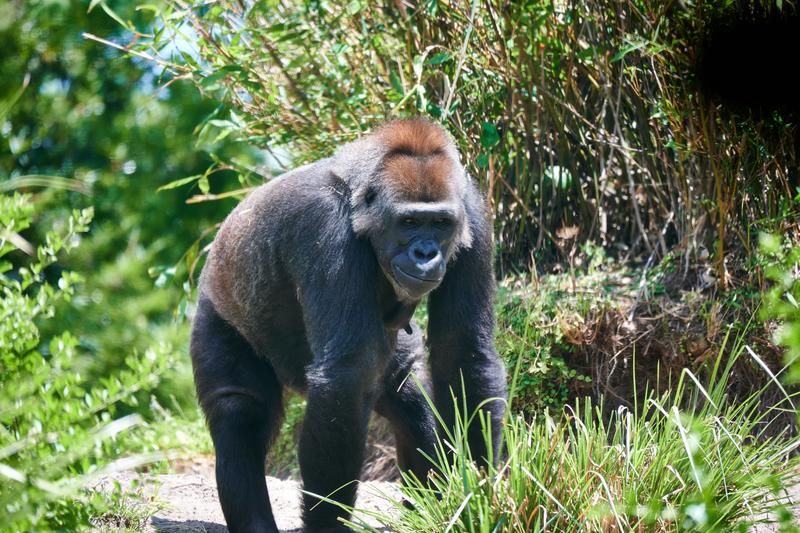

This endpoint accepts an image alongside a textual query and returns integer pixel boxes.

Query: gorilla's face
[374,201,462,301]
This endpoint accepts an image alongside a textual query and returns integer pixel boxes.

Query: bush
[0,193,171,531]
[498,273,602,413]
[118,0,796,276]
[759,233,800,382]
[351,342,799,532]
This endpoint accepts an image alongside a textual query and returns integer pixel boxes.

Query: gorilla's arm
[427,186,507,466]
[289,194,391,528]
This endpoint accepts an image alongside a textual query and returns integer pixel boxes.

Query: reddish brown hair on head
[377,118,451,157]
[377,119,455,201]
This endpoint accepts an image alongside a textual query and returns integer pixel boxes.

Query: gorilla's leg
[299,365,376,532]
[375,325,437,482]
[191,295,284,533]
[429,352,507,467]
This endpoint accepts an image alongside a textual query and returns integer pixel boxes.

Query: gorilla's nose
[409,240,442,269]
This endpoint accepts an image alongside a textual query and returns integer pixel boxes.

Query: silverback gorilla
[190,119,507,533]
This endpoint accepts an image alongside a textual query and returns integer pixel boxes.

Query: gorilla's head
[336,119,474,302]
[374,199,464,301]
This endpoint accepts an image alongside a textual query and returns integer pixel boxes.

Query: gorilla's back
[198,160,341,390]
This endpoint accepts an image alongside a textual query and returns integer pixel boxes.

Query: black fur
[190,123,506,533]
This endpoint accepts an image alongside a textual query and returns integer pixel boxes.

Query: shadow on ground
[150,517,230,532]
[150,516,306,533]
[150,516,389,533]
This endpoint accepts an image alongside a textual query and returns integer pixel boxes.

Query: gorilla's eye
[433,217,452,228]
[401,217,418,227]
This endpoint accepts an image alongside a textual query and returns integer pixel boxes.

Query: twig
[82,32,189,73]
[441,0,478,121]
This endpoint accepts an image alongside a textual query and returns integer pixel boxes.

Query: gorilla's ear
[331,136,385,192]
[328,136,387,238]
[349,182,389,239]
[364,188,377,206]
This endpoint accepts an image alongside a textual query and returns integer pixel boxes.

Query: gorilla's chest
[246,284,415,393]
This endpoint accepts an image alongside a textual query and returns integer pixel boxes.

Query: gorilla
[190,119,507,533]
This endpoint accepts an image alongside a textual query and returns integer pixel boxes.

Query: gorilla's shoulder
[245,158,348,216]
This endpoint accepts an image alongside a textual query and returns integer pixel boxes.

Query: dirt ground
[94,456,798,532]
[94,457,402,532]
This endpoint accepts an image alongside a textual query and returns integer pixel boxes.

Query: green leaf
[157,175,201,192]
[207,119,237,129]
[545,165,572,189]
[198,175,210,194]
[480,122,500,149]
[389,71,403,94]
[154,266,176,288]
[201,65,243,87]
[426,102,442,118]
[135,4,161,15]
[611,39,647,63]
[759,233,783,255]
[425,52,452,65]
[94,1,135,32]
[286,55,309,70]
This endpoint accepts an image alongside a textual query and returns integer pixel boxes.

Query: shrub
[350,342,799,532]
[0,193,171,531]
[759,233,800,382]
[113,0,796,275]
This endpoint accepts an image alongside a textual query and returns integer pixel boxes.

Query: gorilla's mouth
[390,265,443,299]
[394,265,442,283]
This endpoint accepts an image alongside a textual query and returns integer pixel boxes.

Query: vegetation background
[1,0,799,531]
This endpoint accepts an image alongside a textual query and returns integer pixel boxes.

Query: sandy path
[95,464,798,531]
[97,471,402,532]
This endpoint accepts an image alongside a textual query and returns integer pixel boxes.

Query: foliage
[266,394,307,478]
[350,341,800,532]
[0,0,252,417]
[498,278,603,412]
[121,0,797,278]
[0,193,171,531]
[759,233,800,382]
[1,2,795,528]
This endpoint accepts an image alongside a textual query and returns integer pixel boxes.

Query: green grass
[345,333,800,532]
[89,479,161,533]
[497,267,623,412]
